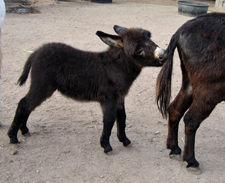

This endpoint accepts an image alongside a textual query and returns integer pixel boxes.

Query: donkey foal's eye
[136,50,145,57]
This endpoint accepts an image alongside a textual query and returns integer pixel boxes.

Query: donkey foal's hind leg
[8,82,55,144]
[7,97,31,143]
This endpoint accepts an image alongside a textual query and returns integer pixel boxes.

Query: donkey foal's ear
[96,31,124,48]
[114,25,127,34]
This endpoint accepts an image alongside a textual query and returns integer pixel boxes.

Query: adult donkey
[8,25,165,153]
[156,13,225,173]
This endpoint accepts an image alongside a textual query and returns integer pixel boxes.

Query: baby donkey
[8,25,165,153]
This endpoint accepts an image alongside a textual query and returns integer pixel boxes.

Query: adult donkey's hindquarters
[8,25,165,153]
[156,13,225,173]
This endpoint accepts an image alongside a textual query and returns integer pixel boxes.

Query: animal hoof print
[187,166,201,175]
[123,138,131,146]
[169,154,182,161]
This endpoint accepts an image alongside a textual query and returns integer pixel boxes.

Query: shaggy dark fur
[8,25,165,153]
[156,13,225,171]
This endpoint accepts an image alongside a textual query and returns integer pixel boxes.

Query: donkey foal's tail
[17,55,32,86]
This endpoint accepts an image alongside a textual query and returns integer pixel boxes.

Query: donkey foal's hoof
[21,127,29,135]
[123,138,131,146]
[9,137,19,144]
[104,144,113,153]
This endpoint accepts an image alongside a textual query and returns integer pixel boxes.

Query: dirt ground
[1,0,225,182]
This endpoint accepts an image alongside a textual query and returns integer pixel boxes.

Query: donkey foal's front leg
[116,102,131,146]
[100,100,118,153]
[100,117,115,153]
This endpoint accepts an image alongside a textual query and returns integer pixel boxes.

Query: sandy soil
[0,0,225,182]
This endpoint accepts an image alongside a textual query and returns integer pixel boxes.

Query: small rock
[11,150,18,155]
[0,145,4,149]
[155,131,160,135]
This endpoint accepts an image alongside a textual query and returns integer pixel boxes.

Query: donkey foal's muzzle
[154,47,166,64]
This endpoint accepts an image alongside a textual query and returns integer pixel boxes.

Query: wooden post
[215,0,224,7]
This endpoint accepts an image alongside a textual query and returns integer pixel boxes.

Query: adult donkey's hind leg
[183,96,216,170]
[167,60,193,159]
[8,82,55,144]
[116,102,131,146]
[167,89,192,159]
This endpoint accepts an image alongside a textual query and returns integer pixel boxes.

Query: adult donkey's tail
[155,32,179,118]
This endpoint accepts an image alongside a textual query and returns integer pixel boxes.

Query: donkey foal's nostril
[159,54,164,60]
